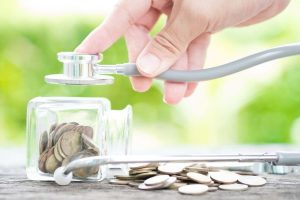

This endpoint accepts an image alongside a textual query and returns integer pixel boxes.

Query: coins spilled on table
[38,122,100,178]
[109,162,268,195]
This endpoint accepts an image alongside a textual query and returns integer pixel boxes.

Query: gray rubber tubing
[123,43,300,82]
[275,152,300,166]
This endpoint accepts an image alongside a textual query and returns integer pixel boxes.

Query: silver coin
[53,123,77,145]
[238,175,267,186]
[178,184,209,195]
[60,130,82,157]
[209,171,239,184]
[109,179,129,185]
[208,187,218,192]
[169,182,188,189]
[81,134,98,150]
[83,126,94,138]
[219,183,248,191]
[144,175,170,186]
[135,172,158,179]
[114,175,136,181]
[128,181,141,187]
[138,183,164,190]
[49,123,57,133]
[63,149,99,178]
[161,176,177,188]
[129,163,156,169]
[39,131,48,154]
[129,168,156,176]
[158,164,184,175]
[187,172,212,184]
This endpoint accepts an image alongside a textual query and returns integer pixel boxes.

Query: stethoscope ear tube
[275,152,300,166]
[123,43,300,82]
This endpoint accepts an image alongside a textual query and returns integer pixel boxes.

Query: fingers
[185,33,210,97]
[136,1,208,78]
[237,0,290,27]
[75,0,152,54]
[164,53,188,104]
[125,8,160,92]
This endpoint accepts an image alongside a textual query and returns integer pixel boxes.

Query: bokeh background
[0,0,300,150]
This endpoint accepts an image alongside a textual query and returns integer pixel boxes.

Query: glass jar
[26,97,131,181]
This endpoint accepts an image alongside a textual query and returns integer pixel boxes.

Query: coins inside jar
[38,122,100,178]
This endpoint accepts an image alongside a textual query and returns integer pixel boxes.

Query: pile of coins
[109,163,267,195]
[38,122,100,178]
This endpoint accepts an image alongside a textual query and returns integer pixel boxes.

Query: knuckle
[113,2,135,26]
[152,31,185,56]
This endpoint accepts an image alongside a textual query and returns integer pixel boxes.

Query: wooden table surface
[1,146,300,200]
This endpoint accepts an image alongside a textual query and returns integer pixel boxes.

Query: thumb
[136,9,207,77]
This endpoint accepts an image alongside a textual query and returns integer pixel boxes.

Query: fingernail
[137,53,161,75]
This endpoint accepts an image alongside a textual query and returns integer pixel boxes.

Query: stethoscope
[54,152,300,185]
[45,43,300,185]
[45,43,300,85]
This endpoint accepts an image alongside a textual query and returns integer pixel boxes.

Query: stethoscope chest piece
[45,52,114,85]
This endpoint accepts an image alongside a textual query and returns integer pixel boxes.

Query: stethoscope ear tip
[54,167,73,186]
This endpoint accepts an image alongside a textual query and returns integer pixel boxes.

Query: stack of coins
[38,122,100,178]
[109,163,267,195]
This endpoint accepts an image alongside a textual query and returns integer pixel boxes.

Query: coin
[83,126,93,138]
[72,125,85,134]
[38,150,48,173]
[178,184,209,195]
[54,142,64,162]
[138,183,164,190]
[219,183,248,191]
[161,176,177,188]
[209,171,239,184]
[208,187,218,192]
[56,135,67,159]
[45,154,61,173]
[144,175,170,186]
[158,164,184,175]
[129,163,155,169]
[138,177,176,190]
[135,172,157,179]
[81,134,98,150]
[109,179,129,185]
[175,175,190,181]
[184,166,210,174]
[114,175,136,181]
[47,131,55,149]
[39,131,48,154]
[53,123,77,145]
[60,131,82,157]
[49,123,57,133]
[169,182,188,189]
[128,181,140,187]
[63,149,99,178]
[47,123,66,148]
[187,172,212,184]
[234,171,259,176]
[129,168,156,176]
[238,175,267,186]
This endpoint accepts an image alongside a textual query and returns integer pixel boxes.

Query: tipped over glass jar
[26,97,131,181]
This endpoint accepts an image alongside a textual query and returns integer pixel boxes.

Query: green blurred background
[0,0,300,149]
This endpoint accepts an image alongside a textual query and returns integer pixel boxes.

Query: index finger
[75,0,152,54]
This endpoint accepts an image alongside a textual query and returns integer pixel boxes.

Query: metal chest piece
[45,52,114,85]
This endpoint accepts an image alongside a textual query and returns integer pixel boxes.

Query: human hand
[75,0,289,104]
